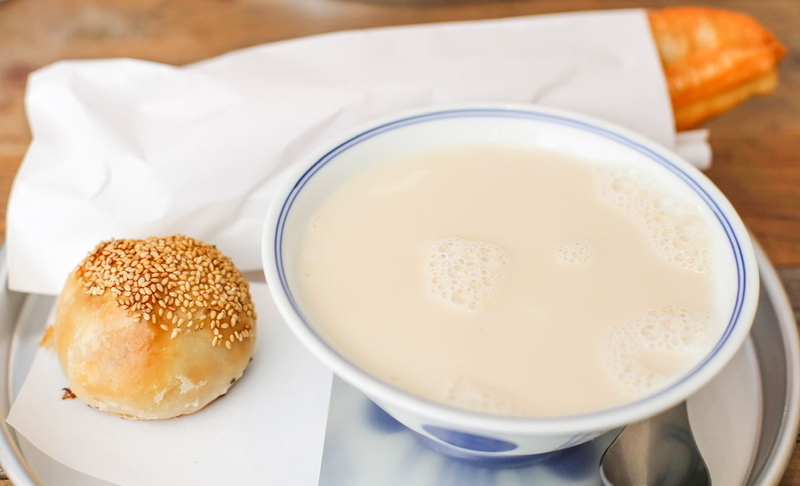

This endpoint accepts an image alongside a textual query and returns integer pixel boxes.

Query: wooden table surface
[0,0,798,484]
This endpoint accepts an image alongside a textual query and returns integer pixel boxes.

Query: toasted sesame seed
[76,235,256,348]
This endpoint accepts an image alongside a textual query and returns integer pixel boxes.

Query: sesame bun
[54,235,257,420]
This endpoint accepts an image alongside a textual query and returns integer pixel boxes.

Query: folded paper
[8,284,333,486]
[7,9,679,296]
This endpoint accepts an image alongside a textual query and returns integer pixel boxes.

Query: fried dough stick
[648,7,787,130]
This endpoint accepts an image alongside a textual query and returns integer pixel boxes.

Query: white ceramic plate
[0,242,798,485]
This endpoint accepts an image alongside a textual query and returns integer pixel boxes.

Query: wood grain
[0,0,798,484]
[779,267,800,485]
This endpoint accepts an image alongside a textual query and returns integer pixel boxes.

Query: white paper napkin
[8,283,333,486]
[6,8,685,297]
[5,9,709,486]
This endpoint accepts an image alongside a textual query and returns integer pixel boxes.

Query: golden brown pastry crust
[54,235,256,420]
[648,7,786,130]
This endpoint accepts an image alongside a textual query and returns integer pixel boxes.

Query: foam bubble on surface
[555,239,592,265]
[426,238,507,311]
[441,376,523,416]
[596,165,711,273]
[603,305,715,396]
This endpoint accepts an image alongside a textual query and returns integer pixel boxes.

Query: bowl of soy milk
[262,104,759,458]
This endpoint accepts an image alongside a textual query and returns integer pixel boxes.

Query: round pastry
[54,235,257,420]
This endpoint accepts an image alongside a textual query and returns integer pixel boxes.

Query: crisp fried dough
[648,7,786,130]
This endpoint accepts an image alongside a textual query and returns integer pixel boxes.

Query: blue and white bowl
[261,104,759,459]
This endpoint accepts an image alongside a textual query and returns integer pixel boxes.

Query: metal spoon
[599,401,711,486]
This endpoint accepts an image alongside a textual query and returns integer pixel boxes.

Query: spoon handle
[600,402,711,486]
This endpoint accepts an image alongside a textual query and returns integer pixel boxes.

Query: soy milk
[295,146,732,416]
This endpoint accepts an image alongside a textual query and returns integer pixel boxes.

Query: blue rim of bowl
[271,106,749,428]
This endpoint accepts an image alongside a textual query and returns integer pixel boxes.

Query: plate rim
[0,241,797,486]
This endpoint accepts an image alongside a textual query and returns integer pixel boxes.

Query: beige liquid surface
[295,146,728,417]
